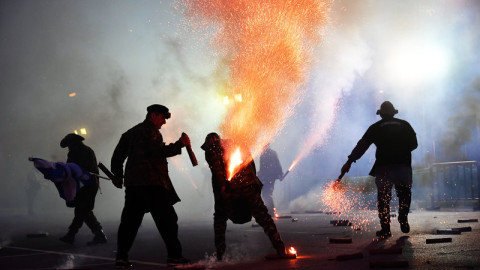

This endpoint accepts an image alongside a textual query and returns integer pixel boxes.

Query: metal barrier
[429,161,480,210]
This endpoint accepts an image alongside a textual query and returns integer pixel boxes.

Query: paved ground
[1,209,479,269]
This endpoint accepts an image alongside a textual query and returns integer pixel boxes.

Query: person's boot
[59,230,76,244]
[87,229,107,245]
[115,259,132,269]
[398,216,410,233]
[375,223,391,238]
[274,241,287,256]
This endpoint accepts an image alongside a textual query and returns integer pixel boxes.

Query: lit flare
[227,147,243,180]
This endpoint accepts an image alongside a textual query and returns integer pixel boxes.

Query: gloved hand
[111,175,123,189]
[179,132,191,147]
[341,160,352,176]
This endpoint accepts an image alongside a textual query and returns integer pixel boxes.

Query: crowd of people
[35,101,416,268]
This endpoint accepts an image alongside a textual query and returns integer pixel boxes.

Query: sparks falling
[183,0,330,178]
[320,180,377,232]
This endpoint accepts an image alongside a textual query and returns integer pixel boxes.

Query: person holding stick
[111,104,191,268]
[339,101,417,238]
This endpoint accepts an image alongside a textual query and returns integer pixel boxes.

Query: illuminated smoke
[182,0,330,160]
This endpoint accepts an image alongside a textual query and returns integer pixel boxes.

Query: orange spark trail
[183,0,331,172]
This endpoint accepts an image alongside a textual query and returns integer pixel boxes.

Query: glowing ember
[183,0,330,166]
[288,247,297,255]
[69,92,76,97]
[227,147,243,180]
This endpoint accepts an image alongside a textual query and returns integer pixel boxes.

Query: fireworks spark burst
[183,0,330,178]
[320,180,377,232]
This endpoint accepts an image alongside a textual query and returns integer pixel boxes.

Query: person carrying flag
[59,133,107,245]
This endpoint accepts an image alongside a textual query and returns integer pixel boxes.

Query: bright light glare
[387,41,449,85]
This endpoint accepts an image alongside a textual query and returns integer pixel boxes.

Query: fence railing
[428,161,480,210]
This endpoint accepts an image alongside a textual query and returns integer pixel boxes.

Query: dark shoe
[87,230,107,245]
[167,257,191,267]
[216,251,223,261]
[115,259,132,269]
[399,219,410,233]
[376,229,392,238]
[59,231,75,244]
[274,242,287,256]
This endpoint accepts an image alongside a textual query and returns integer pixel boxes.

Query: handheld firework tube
[98,162,122,188]
[336,171,346,182]
[280,169,290,181]
[182,132,198,167]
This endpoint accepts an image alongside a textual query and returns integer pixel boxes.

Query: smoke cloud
[1,0,480,227]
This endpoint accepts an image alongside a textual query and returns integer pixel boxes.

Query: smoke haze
[1,0,480,225]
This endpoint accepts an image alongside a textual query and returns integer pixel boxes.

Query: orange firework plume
[183,0,330,178]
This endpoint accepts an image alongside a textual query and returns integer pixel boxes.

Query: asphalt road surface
[1,209,479,269]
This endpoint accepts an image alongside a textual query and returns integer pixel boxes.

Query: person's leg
[116,188,145,262]
[150,204,183,260]
[76,185,107,245]
[261,185,275,216]
[395,183,412,233]
[213,201,228,260]
[375,177,393,237]
[60,188,91,244]
[248,189,285,254]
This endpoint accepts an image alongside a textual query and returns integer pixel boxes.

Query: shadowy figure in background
[257,144,283,216]
[111,104,191,268]
[59,133,107,245]
[201,133,287,261]
[340,101,418,238]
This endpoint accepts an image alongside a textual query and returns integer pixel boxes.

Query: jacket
[111,119,183,204]
[348,117,418,176]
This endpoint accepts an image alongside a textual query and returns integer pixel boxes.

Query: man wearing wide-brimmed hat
[59,133,107,245]
[339,101,418,238]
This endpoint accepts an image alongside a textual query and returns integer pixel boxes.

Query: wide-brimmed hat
[60,133,85,148]
[376,101,398,115]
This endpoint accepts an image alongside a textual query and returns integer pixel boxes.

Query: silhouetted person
[111,104,191,268]
[257,144,283,215]
[201,133,287,260]
[340,101,417,238]
[59,133,107,245]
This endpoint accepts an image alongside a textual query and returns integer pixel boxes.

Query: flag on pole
[29,157,93,204]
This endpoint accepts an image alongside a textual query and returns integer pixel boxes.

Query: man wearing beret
[340,101,418,238]
[59,133,107,245]
[111,104,191,268]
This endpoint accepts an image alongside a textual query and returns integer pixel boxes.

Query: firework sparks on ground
[320,180,377,232]
[182,0,330,178]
